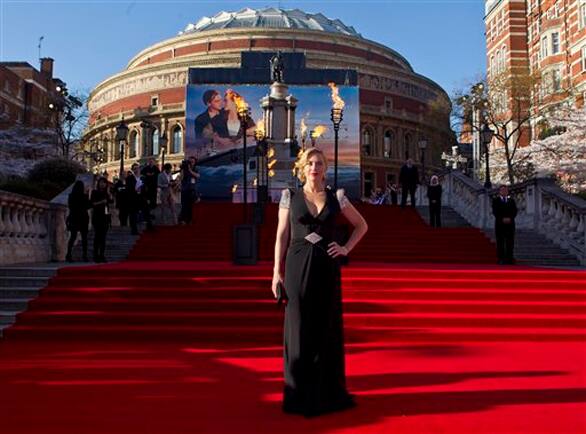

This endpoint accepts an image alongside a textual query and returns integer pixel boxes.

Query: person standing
[65,180,90,262]
[387,183,398,206]
[113,173,129,227]
[399,159,419,208]
[126,163,142,235]
[427,175,442,228]
[179,157,200,224]
[492,185,518,265]
[158,163,177,225]
[272,148,368,417]
[141,158,160,216]
[90,177,113,263]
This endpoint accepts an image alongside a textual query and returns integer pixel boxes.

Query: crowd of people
[65,157,200,263]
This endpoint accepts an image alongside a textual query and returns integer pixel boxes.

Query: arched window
[404,133,412,159]
[172,125,182,154]
[495,49,501,73]
[383,130,394,158]
[362,127,373,156]
[490,55,495,76]
[151,128,159,156]
[129,130,138,158]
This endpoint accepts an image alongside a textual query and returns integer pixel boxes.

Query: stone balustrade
[440,171,586,265]
[0,190,67,265]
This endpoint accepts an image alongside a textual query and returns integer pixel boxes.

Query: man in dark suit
[399,159,419,208]
[492,185,518,265]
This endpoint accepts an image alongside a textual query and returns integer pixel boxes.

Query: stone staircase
[0,265,58,338]
[70,226,140,262]
[417,206,581,267]
[1,226,141,338]
[485,229,582,268]
[417,206,471,228]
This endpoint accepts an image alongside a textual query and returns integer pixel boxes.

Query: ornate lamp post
[418,138,428,184]
[237,102,251,221]
[115,117,129,177]
[254,125,268,203]
[329,83,345,190]
[481,123,494,189]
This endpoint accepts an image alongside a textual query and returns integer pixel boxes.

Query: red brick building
[485,0,586,139]
[0,58,62,130]
[85,8,454,197]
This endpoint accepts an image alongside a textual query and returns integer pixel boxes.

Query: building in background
[485,0,586,142]
[84,7,454,198]
[0,58,63,130]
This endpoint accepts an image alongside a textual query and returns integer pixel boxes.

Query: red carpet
[0,204,585,433]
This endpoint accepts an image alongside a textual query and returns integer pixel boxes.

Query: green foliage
[0,158,86,201]
[28,158,85,186]
[0,177,63,201]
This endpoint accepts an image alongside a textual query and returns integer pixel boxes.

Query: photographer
[90,177,114,263]
[179,157,200,224]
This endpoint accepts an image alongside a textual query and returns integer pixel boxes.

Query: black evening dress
[280,187,355,417]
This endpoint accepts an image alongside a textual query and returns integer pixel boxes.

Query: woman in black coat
[90,177,114,263]
[65,180,90,262]
[427,175,442,228]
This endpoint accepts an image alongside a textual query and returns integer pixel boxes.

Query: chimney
[40,57,54,77]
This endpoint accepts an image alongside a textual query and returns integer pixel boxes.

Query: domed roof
[180,7,362,38]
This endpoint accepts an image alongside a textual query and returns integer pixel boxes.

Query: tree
[520,106,586,193]
[453,71,546,185]
[50,89,89,159]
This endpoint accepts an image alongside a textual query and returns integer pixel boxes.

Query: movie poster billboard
[185,84,360,199]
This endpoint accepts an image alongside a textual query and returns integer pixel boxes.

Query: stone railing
[439,171,586,265]
[0,190,67,265]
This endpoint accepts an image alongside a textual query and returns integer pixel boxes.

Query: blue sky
[0,0,487,96]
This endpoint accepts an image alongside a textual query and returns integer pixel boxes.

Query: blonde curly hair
[294,148,328,183]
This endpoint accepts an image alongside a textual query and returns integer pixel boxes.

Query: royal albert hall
[85,7,454,198]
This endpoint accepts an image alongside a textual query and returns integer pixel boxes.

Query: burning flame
[232,184,238,193]
[268,159,277,170]
[267,147,275,159]
[300,118,307,138]
[268,169,276,178]
[253,178,258,186]
[255,118,265,138]
[328,82,345,110]
[313,125,328,138]
[227,89,249,115]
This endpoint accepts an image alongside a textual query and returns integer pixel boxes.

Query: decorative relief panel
[359,73,438,103]
[89,71,187,112]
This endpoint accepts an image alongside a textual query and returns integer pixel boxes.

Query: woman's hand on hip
[327,242,349,258]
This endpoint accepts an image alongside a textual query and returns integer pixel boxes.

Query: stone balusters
[0,190,67,265]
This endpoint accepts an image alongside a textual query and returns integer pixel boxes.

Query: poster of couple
[185,84,360,199]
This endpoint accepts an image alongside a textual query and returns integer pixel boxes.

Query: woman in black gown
[272,148,368,417]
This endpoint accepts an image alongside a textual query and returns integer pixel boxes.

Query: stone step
[0,313,16,325]
[0,299,30,312]
[0,277,51,288]
[0,267,57,278]
[0,288,41,299]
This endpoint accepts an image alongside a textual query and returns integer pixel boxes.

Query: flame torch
[329,82,345,189]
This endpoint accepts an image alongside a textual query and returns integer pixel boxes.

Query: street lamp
[254,126,268,203]
[329,82,345,190]
[159,131,168,168]
[418,138,428,184]
[115,117,129,177]
[237,102,251,222]
[481,123,494,189]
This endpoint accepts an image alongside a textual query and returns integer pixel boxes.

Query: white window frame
[551,32,560,55]
[581,3,586,29]
[541,35,549,59]
[582,46,586,72]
